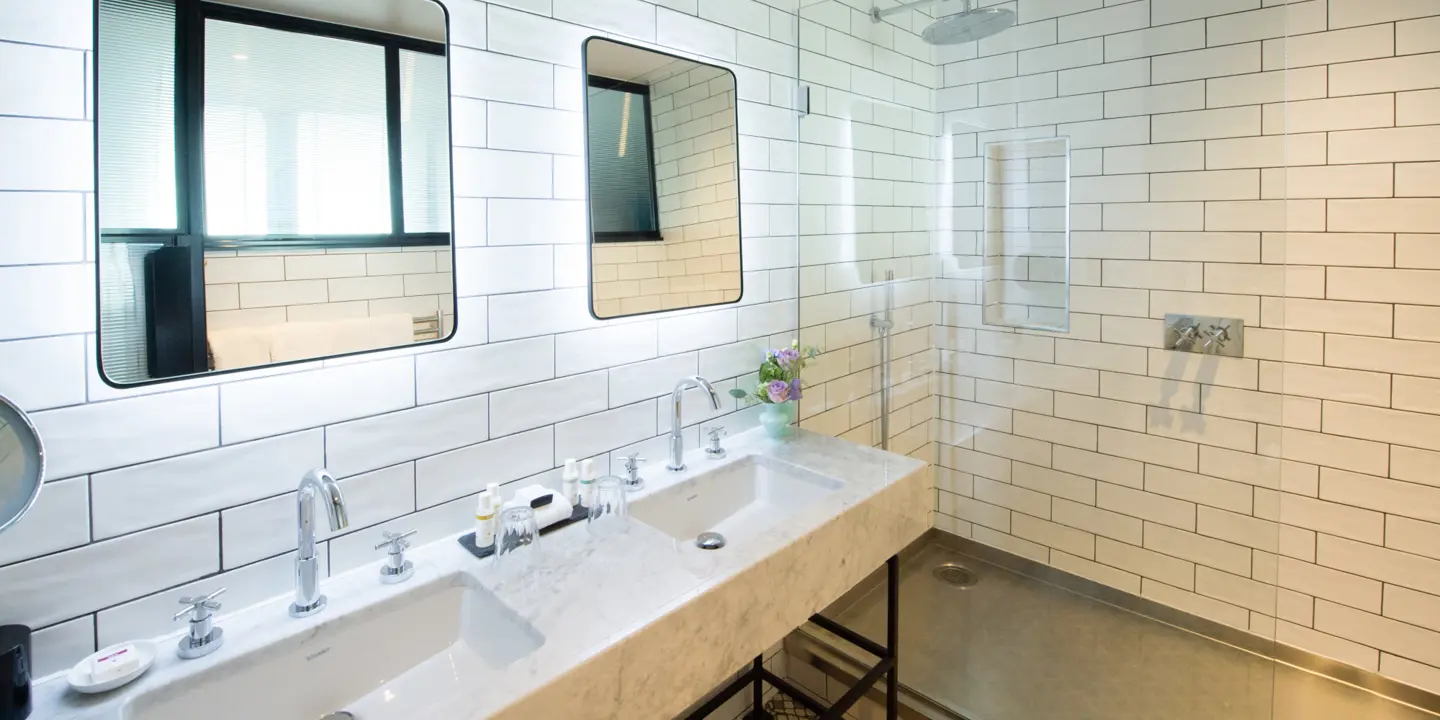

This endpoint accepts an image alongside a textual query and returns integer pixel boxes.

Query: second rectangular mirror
[582,37,742,320]
[96,0,455,386]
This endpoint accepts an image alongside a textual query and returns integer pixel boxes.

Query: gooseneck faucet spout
[290,468,349,618]
[669,375,721,472]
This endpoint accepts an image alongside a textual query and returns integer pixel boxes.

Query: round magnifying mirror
[0,393,44,535]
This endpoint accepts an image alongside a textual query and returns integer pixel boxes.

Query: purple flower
[775,348,801,367]
[790,378,803,401]
[765,380,791,403]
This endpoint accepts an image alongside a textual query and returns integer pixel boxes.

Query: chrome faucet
[668,375,721,472]
[290,468,349,618]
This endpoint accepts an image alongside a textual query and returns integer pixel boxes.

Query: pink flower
[765,380,791,403]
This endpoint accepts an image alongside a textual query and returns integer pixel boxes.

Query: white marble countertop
[36,427,930,720]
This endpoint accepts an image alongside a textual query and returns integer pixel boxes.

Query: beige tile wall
[593,64,742,317]
[203,246,456,336]
[933,0,1440,695]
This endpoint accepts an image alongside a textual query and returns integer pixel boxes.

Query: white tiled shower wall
[932,0,1440,694]
[0,0,826,679]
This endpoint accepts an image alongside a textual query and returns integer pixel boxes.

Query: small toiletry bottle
[579,458,596,508]
[562,458,580,506]
[475,491,496,548]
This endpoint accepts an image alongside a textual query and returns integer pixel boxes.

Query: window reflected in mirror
[582,37,742,320]
[96,0,454,386]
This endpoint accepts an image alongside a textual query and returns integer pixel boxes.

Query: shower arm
[870,0,965,22]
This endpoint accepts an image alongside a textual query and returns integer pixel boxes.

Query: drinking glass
[494,506,539,572]
[587,476,629,538]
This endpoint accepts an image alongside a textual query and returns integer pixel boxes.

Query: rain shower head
[871,0,1016,45]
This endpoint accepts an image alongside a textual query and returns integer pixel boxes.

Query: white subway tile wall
[0,0,816,678]
[932,0,1440,695]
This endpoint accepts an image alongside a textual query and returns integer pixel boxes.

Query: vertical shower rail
[871,270,895,451]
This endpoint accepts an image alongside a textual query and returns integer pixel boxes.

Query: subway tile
[1398,89,1440,126]
[327,395,490,479]
[975,429,1053,467]
[1102,260,1204,291]
[1324,401,1440,454]
[1205,199,1325,232]
[1058,116,1151,149]
[1381,654,1440,696]
[1105,82,1206,119]
[1053,445,1145,489]
[1393,374,1440,415]
[1052,550,1142,594]
[32,388,219,479]
[1055,391,1146,431]
[1054,497,1143,545]
[1151,170,1259,202]
[1197,566,1276,614]
[1147,349,1258,391]
[1198,506,1277,552]
[1013,513,1095,558]
[1153,44,1262,84]
[1263,95,1395,136]
[1320,534,1440,597]
[1096,537,1195,590]
[659,8,738,62]
[1277,621,1380,671]
[1153,106,1261,143]
[1277,427,1390,477]
[1099,316,1165,347]
[1013,460,1097,503]
[1267,363,1390,407]
[1099,427,1198,473]
[0,264,93,341]
[1059,58,1150,96]
[0,476,88,566]
[1146,464,1253,514]
[1316,600,1440,669]
[92,430,321,540]
[1102,202,1205,231]
[1146,522,1251,576]
[414,427,554,511]
[1261,164,1394,200]
[1206,66,1328,109]
[220,358,414,443]
[490,371,608,437]
[1147,406,1256,453]
[1397,162,1440,197]
[30,617,93,679]
[1321,467,1440,525]
[1100,371,1199,411]
[1105,21,1205,62]
[0,335,86,412]
[941,445,1013,482]
[1019,38,1104,75]
[1280,556,1382,613]
[0,191,85,265]
[1013,358,1099,395]
[450,47,553,106]
[1265,297,1392,337]
[0,117,91,191]
[1330,126,1440,164]
[416,336,555,405]
[0,516,217,629]
[1262,232,1393,267]
[1207,133,1327,170]
[975,475,1052,519]
[1059,1,1150,43]
[554,399,658,463]
[1392,446,1440,489]
[1389,516,1440,562]
[1329,51,1440,97]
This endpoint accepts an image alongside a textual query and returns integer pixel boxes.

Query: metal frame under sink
[683,555,902,720]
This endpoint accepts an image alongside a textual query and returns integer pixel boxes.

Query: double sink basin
[121,453,843,720]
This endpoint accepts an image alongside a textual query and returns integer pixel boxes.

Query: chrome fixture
[703,426,727,460]
[173,588,225,659]
[291,468,349,618]
[374,529,418,585]
[1164,314,1245,357]
[668,375,720,472]
[695,531,727,550]
[871,270,896,451]
[870,0,1015,45]
[621,453,646,492]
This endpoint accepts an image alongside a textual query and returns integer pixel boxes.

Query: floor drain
[933,563,978,588]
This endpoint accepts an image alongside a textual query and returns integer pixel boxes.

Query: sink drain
[695,531,726,550]
[933,562,978,588]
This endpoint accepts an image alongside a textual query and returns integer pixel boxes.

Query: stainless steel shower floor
[818,541,1437,720]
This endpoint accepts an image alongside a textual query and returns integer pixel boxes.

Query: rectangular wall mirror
[582,37,742,320]
[95,0,455,386]
[981,136,1071,332]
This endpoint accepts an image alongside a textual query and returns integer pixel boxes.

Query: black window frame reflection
[93,0,455,386]
[585,75,664,243]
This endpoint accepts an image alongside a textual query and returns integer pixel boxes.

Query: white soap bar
[90,644,140,683]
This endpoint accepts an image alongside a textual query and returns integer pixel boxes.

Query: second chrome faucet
[668,375,720,472]
[291,468,349,618]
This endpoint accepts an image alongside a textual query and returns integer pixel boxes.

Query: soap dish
[67,640,158,694]
[458,504,588,560]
